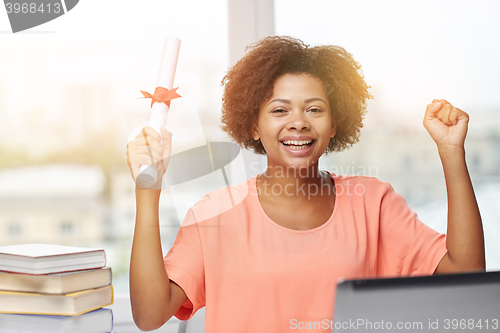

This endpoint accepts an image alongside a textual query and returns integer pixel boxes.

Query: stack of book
[0,243,114,333]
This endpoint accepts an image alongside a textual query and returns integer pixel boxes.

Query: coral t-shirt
[163,174,447,332]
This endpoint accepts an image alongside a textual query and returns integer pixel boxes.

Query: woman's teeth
[282,140,313,150]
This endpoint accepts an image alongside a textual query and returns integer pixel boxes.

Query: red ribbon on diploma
[139,87,181,107]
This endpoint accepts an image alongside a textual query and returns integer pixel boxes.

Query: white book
[0,243,106,275]
[0,307,113,333]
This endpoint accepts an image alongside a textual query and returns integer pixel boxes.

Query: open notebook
[333,270,500,332]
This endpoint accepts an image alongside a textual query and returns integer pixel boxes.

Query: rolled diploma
[138,36,181,184]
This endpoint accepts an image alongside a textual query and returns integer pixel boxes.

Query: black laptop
[333,270,500,332]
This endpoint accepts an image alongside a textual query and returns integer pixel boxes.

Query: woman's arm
[423,100,485,274]
[127,126,187,330]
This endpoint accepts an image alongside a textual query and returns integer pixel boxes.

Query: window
[60,221,74,235]
[8,222,22,236]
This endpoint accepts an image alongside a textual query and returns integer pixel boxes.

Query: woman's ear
[252,127,260,141]
[330,120,337,138]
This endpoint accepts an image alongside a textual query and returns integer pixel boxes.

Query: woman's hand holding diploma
[127,126,172,190]
[423,100,485,274]
[127,125,188,330]
[127,37,186,331]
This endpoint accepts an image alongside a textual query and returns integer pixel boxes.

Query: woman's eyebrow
[266,97,327,107]
[266,98,291,107]
[304,97,327,104]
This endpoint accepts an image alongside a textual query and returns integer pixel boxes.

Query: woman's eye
[272,109,286,114]
[308,108,322,113]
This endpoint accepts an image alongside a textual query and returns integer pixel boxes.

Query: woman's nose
[286,111,310,130]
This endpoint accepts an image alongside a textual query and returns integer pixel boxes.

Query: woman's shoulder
[328,172,396,199]
[330,172,390,187]
[184,176,256,225]
[195,176,254,204]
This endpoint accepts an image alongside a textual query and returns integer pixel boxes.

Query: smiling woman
[220,36,371,155]
[252,73,335,169]
[127,36,484,332]
[251,73,339,230]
